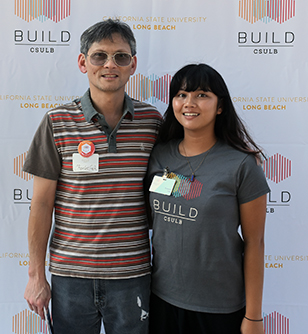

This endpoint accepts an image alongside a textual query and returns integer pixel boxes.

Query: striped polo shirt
[23,90,162,279]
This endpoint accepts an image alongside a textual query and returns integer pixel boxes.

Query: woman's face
[172,88,222,136]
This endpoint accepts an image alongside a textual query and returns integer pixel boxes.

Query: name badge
[73,153,99,173]
[149,175,176,196]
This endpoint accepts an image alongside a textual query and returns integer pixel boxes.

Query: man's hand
[24,277,51,319]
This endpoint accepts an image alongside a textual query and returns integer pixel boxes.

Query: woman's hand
[241,316,264,334]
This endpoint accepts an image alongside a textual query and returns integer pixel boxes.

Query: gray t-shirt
[147,140,270,313]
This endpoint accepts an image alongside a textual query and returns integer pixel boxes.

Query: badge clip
[162,167,169,180]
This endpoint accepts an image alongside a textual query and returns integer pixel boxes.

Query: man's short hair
[80,19,136,56]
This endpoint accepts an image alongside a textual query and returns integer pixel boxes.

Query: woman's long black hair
[157,63,263,159]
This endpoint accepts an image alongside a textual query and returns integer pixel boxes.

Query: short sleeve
[237,155,270,204]
[23,113,61,180]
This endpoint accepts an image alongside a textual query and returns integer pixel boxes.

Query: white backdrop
[1,1,307,333]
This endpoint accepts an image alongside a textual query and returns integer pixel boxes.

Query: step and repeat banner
[1,0,307,333]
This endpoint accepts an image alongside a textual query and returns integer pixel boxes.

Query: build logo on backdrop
[237,0,296,55]
[14,0,72,54]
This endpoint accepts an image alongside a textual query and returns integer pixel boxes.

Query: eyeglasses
[87,51,133,67]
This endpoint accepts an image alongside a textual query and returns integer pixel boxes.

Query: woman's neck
[179,133,217,157]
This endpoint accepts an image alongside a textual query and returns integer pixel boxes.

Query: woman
[147,64,270,334]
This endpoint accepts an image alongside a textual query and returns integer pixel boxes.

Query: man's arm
[24,176,57,319]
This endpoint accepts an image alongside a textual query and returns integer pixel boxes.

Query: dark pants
[149,293,245,334]
[51,274,151,334]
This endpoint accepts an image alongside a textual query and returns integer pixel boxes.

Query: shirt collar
[76,89,135,123]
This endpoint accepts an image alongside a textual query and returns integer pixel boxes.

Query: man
[23,19,162,334]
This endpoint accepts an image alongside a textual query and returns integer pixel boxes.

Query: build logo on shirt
[168,172,203,200]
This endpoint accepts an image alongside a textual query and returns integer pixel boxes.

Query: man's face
[78,33,137,95]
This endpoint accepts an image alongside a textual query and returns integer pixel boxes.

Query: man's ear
[78,53,87,74]
[130,56,137,76]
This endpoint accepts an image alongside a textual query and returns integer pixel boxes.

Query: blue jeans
[51,274,150,334]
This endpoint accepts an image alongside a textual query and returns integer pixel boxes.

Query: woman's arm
[240,194,267,334]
